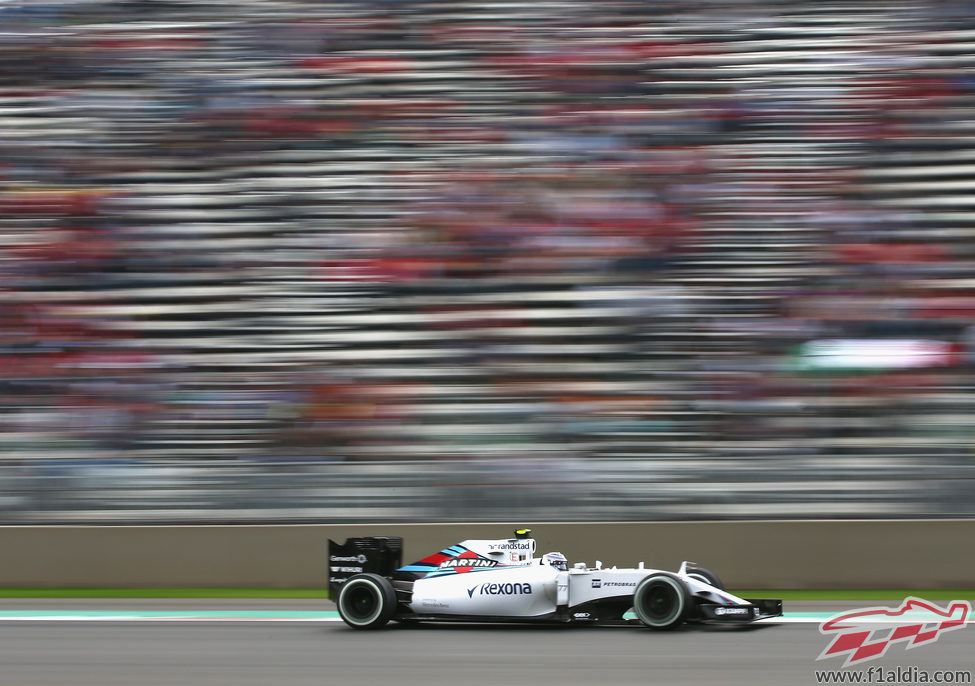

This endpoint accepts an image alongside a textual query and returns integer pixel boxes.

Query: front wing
[695,598,783,622]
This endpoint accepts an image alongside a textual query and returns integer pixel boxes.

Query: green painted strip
[0,610,340,619]
[789,610,975,620]
[732,590,975,601]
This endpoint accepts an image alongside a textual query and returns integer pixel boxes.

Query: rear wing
[328,536,403,598]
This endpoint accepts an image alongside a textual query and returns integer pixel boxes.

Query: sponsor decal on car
[714,607,750,616]
[423,550,506,575]
[439,558,498,569]
[421,599,450,609]
[590,578,633,590]
[488,542,533,551]
[467,582,533,598]
[329,554,368,564]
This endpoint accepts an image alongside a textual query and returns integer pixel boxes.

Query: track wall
[2,520,971,589]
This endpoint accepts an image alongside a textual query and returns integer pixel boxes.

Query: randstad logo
[818,597,971,667]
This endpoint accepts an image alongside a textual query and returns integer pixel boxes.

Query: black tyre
[336,573,397,630]
[685,566,724,590]
[633,573,690,630]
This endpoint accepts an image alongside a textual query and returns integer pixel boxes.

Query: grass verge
[732,590,975,601]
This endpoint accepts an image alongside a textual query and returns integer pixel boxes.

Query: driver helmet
[541,552,568,571]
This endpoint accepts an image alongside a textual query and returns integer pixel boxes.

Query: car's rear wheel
[633,573,690,630]
[337,573,397,629]
[686,566,724,590]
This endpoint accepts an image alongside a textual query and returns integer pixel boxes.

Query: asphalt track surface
[2,600,972,686]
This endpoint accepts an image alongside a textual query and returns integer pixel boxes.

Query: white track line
[0,614,967,624]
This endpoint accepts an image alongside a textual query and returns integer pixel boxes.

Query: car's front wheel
[336,573,397,629]
[685,566,724,590]
[633,573,690,630]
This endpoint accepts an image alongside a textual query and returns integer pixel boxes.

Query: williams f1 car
[328,529,782,630]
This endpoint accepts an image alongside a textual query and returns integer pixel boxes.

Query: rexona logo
[818,597,971,667]
[467,582,533,598]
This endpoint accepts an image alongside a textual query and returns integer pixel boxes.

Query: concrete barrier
[2,520,972,589]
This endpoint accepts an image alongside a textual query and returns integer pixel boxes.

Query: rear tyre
[633,573,690,630]
[686,566,724,590]
[337,573,397,629]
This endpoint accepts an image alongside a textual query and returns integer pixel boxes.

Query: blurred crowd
[2,0,975,471]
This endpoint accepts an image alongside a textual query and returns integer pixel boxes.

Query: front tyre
[685,566,724,590]
[336,573,397,629]
[633,573,690,630]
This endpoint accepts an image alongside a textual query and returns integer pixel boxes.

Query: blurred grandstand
[1,0,974,523]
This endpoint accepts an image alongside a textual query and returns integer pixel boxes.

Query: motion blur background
[2,0,975,524]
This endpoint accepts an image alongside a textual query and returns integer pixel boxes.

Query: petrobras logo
[467,582,533,598]
[714,607,750,616]
[592,579,634,589]
[439,557,498,569]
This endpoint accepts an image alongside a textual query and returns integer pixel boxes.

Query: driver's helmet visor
[543,553,568,571]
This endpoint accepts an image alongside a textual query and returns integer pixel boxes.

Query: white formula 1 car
[328,529,782,630]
